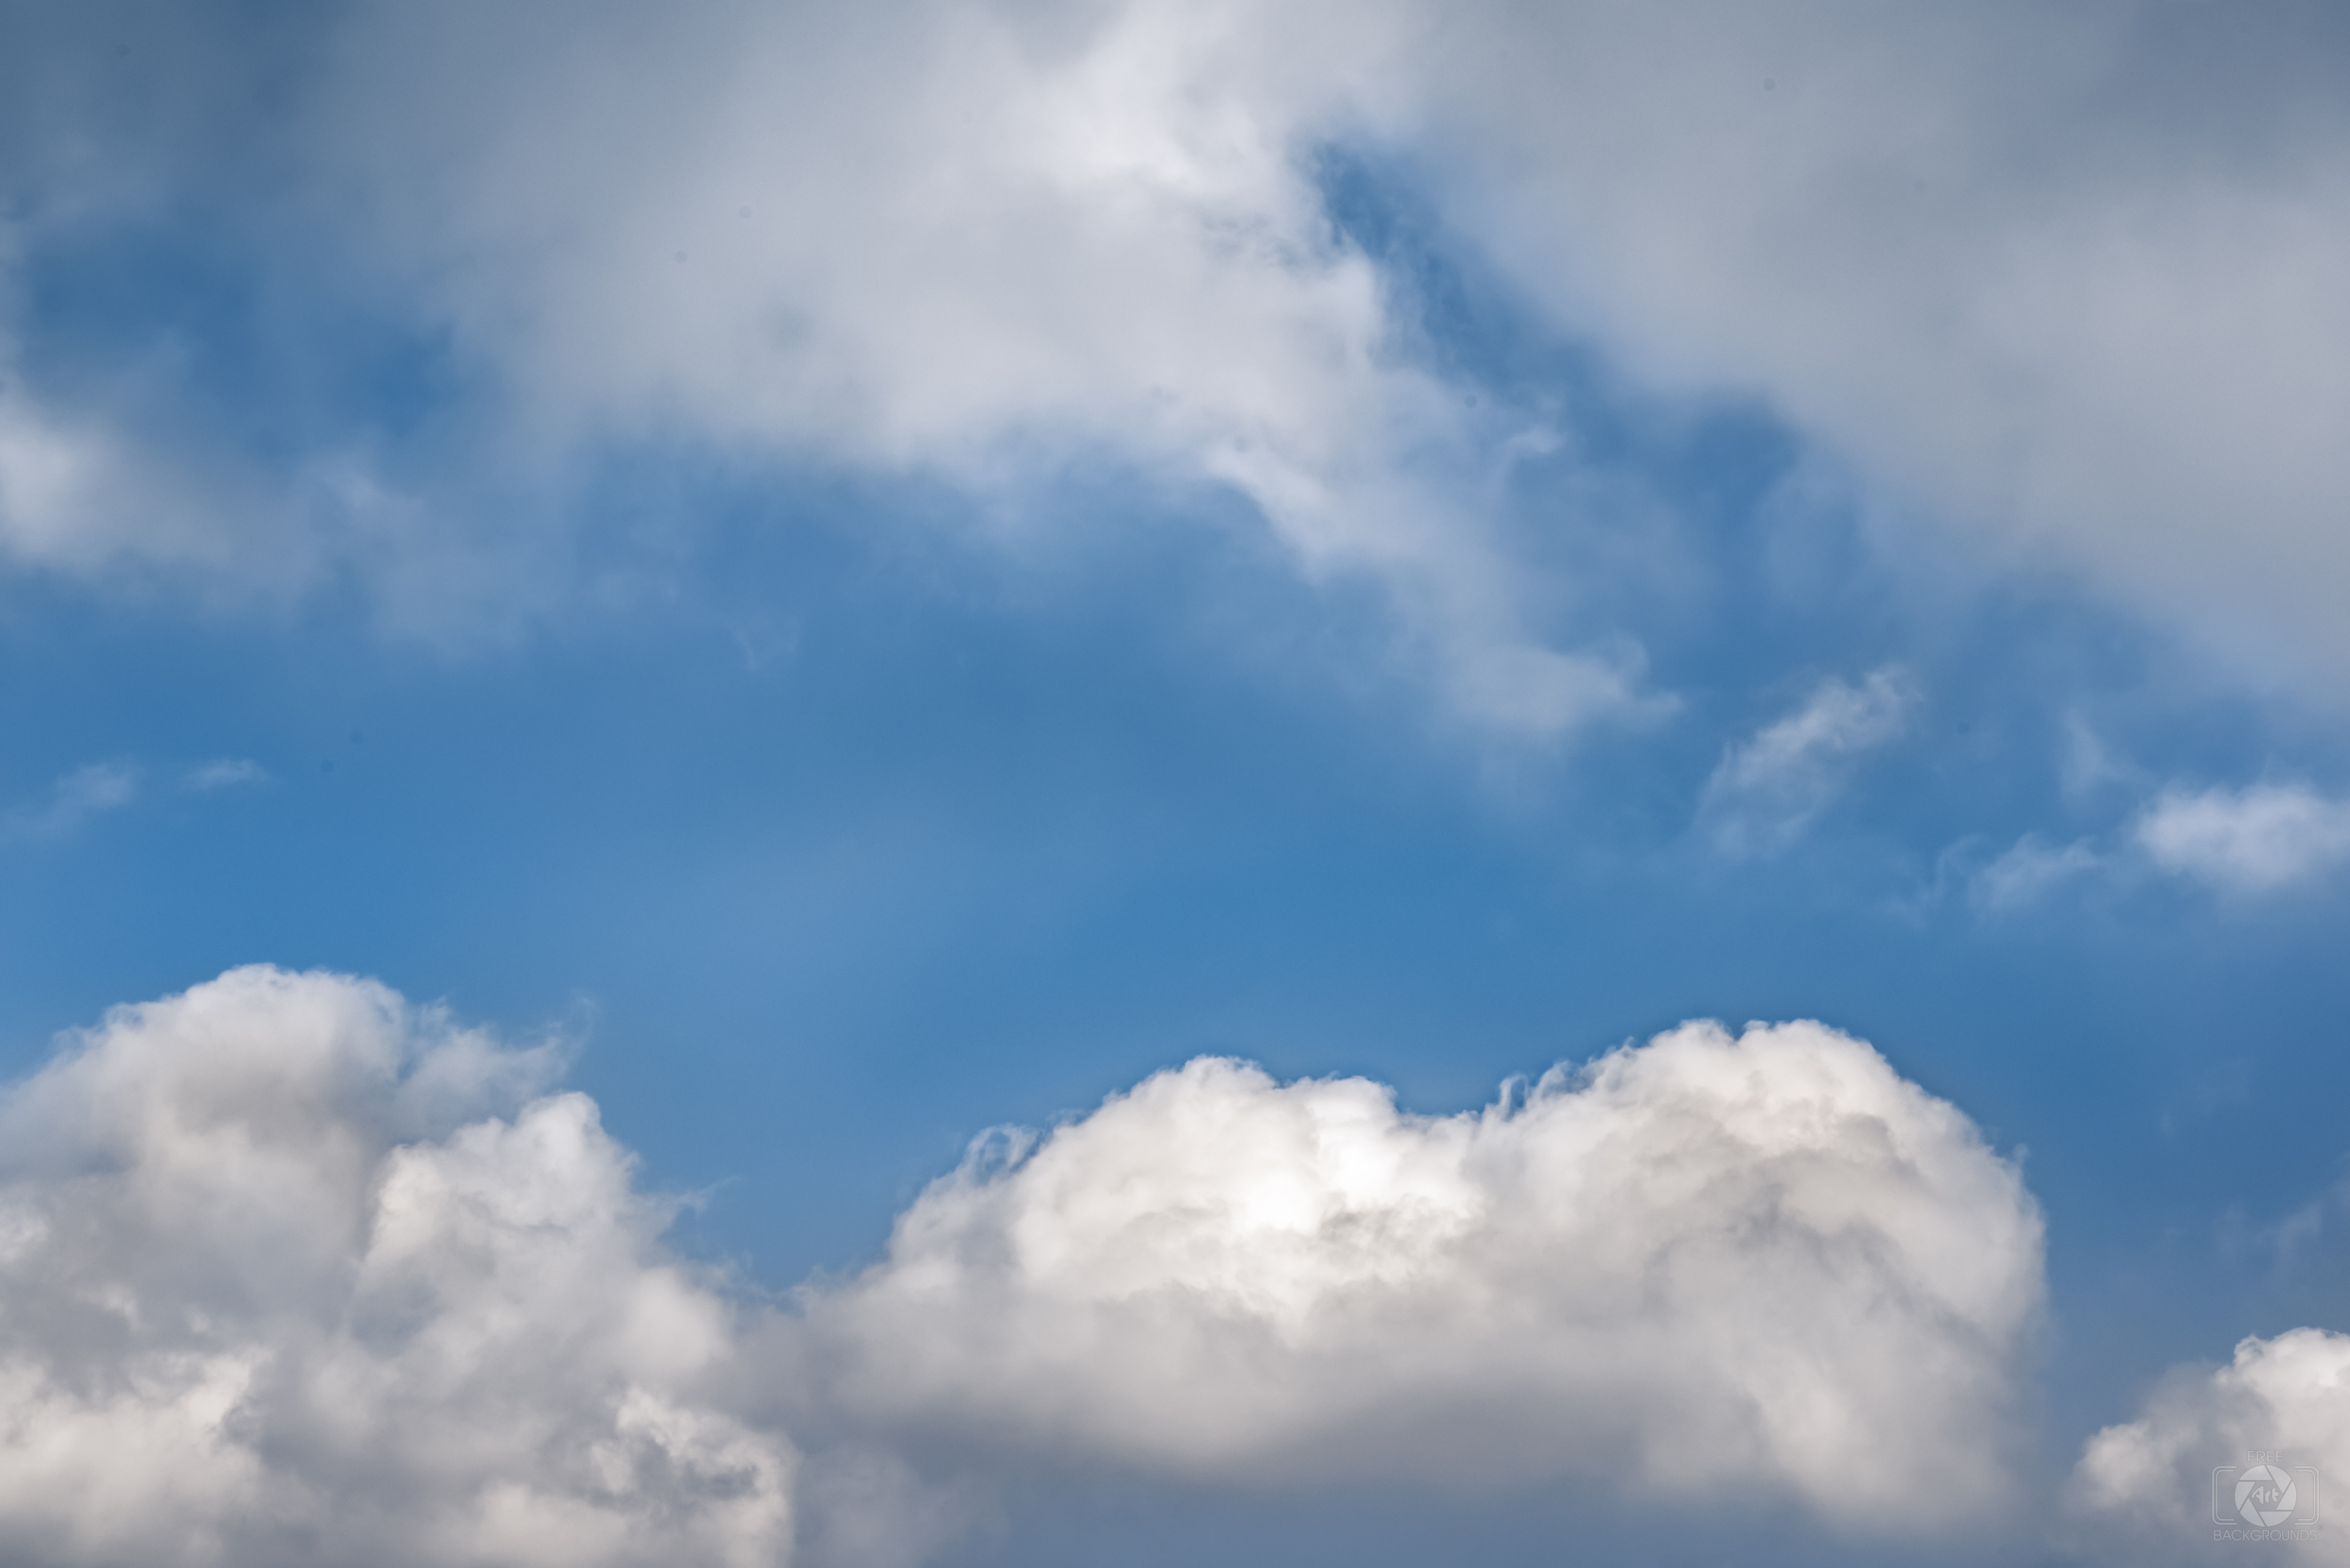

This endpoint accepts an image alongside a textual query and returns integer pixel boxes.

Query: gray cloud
[11,3,2348,717]
[1427,0,2350,690]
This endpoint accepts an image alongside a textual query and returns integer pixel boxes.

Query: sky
[1,2,2348,1564]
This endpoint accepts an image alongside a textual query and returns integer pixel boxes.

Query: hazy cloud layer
[2074,1328,2350,1564]
[7,1,2350,711]
[808,1021,2043,1533]
[1428,0,2350,686]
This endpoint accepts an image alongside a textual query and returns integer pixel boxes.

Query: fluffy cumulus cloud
[2073,1328,2350,1564]
[8,2,2350,709]
[0,969,2053,1561]
[0,966,792,1568]
[2135,783,2350,895]
[806,1020,2043,1533]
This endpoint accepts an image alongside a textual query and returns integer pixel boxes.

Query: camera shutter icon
[2214,1465,2321,1526]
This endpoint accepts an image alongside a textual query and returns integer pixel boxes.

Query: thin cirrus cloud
[1699,667,1915,856]
[0,968,2048,1564]
[6,2,2350,720]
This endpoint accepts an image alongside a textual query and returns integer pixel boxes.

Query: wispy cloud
[182,757,270,791]
[1701,668,1916,855]
[2,761,140,840]
[2135,783,2350,895]
[1971,834,2104,912]
[2058,716,2147,807]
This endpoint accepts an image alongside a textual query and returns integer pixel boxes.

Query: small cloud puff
[183,758,270,790]
[1701,668,1916,856]
[2135,784,2350,895]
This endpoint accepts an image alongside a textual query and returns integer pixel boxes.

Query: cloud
[1971,834,2103,912]
[1700,668,1915,854]
[2060,717,2146,807]
[0,966,792,1568]
[1,0,1657,734]
[2135,784,2350,895]
[805,1020,2043,1534]
[21,4,2350,722]
[2073,1328,2350,1564]
[0,969,2053,1560]
[0,387,114,563]
[183,758,270,791]
[1423,2,2350,690]
[2,762,140,840]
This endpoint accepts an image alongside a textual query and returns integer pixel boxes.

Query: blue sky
[2,4,2349,1565]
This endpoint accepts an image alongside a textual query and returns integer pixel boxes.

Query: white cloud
[288,0,1650,733]
[0,966,792,1568]
[0,386,113,562]
[10,4,2350,709]
[2,762,140,841]
[2073,1327,2350,1564]
[1971,834,2103,912]
[0,375,316,596]
[183,758,270,791]
[805,1020,2043,1534]
[0,970,2054,1558]
[1700,667,1915,854]
[2135,783,2350,894]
